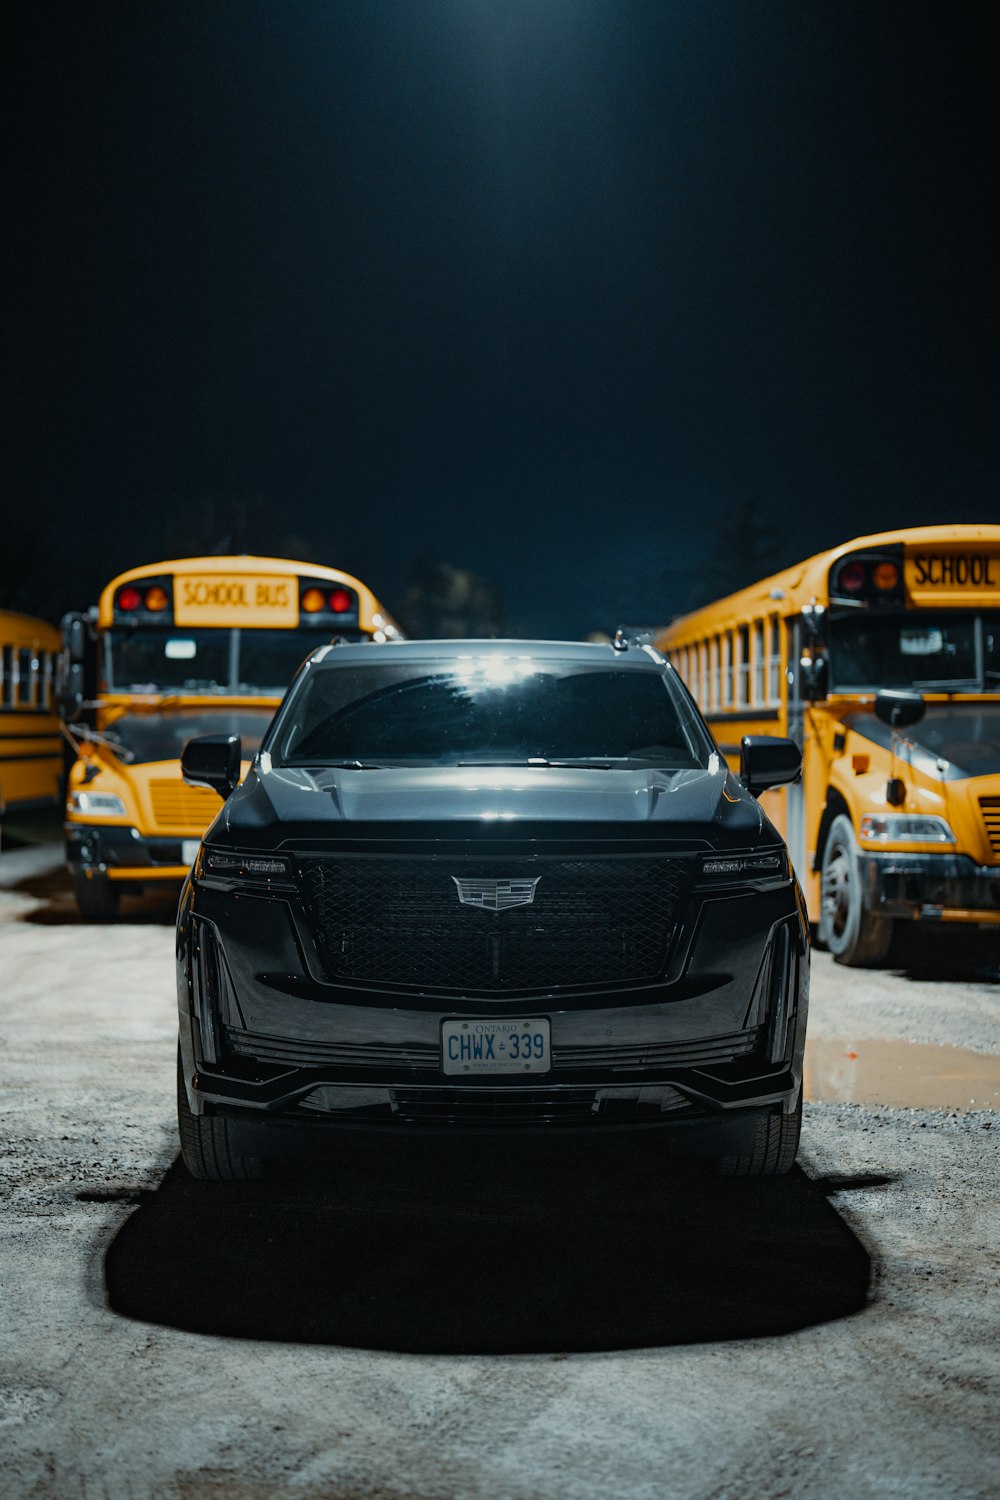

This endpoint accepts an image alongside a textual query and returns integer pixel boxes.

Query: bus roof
[658,522,1000,644]
[0,610,60,647]
[95,556,398,634]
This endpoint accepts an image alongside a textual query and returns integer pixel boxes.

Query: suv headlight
[201,850,293,881]
[698,850,790,886]
[67,791,127,817]
[860,814,956,845]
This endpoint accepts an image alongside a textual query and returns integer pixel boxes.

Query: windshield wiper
[456,758,619,769]
[910,679,981,690]
[287,759,385,769]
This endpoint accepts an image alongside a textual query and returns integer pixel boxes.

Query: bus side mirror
[182,734,242,798]
[740,736,802,796]
[800,651,828,702]
[58,662,85,722]
[874,689,925,729]
[64,616,87,662]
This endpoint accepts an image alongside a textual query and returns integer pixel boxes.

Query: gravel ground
[0,851,997,1500]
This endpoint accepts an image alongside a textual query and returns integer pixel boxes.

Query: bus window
[738,624,751,707]
[753,620,765,704]
[17,649,37,707]
[722,633,733,709]
[768,616,781,704]
[828,613,980,691]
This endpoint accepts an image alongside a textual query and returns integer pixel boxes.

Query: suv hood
[215,758,768,847]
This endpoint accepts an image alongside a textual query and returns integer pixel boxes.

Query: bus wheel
[176,1050,262,1181]
[819,815,892,967]
[72,869,121,922]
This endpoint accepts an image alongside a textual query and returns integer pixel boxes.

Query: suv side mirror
[740,735,802,796]
[874,689,925,729]
[181,734,242,798]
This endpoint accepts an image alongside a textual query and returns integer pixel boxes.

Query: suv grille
[299,855,689,992]
[980,797,1000,858]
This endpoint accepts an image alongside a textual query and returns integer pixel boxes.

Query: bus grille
[148,779,220,832]
[980,797,1000,858]
[298,855,689,992]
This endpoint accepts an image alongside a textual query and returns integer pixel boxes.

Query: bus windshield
[106,628,365,695]
[272,661,715,768]
[828,613,1000,692]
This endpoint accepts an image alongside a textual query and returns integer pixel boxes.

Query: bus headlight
[68,791,127,817]
[860,814,956,845]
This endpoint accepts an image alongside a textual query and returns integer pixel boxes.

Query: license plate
[441,1018,551,1075]
[182,840,200,866]
[174,574,298,628]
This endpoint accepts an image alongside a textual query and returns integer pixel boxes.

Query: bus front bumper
[860,852,1000,924]
[66,822,198,881]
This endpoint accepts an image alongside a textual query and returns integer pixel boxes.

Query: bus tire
[177,1050,262,1181]
[819,814,893,967]
[72,868,121,922]
[719,1096,802,1177]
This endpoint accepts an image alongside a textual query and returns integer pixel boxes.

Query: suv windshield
[271,659,713,768]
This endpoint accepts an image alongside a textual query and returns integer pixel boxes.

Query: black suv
[177,639,808,1179]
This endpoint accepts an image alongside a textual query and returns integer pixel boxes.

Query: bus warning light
[873,562,899,591]
[301,589,326,613]
[839,562,866,593]
[118,588,142,611]
[144,587,169,612]
[329,590,353,613]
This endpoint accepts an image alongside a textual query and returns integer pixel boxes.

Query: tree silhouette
[395,553,507,639]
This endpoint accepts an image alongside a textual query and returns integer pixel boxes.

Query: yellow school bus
[655,524,1000,965]
[60,556,401,918]
[0,610,63,815]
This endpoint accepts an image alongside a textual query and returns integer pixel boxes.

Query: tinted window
[109,630,230,692]
[107,627,361,693]
[273,660,711,767]
[104,709,276,764]
[829,614,981,690]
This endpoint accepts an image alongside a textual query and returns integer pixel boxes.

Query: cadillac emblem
[452,876,540,912]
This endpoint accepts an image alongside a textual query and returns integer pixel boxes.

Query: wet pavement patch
[104,1139,870,1353]
[805,1038,1000,1113]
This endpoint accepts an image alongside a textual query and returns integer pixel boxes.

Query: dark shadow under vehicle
[103,1136,871,1354]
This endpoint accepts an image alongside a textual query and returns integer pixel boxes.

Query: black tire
[72,868,121,921]
[819,814,893,967]
[719,1095,802,1177]
[176,1049,262,1181]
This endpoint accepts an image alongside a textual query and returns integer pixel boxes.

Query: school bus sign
[905,545,1000,605]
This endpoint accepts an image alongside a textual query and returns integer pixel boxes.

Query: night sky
[6,0,997,638]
